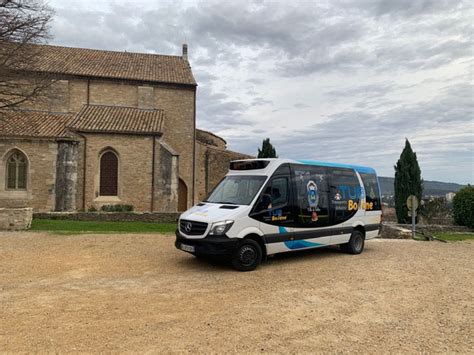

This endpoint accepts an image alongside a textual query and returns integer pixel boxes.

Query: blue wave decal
[284,239,326,250]
[279,226,287,234]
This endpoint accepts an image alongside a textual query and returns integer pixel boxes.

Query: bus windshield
[204,175,267,205]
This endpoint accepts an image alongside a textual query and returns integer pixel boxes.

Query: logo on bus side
[307,180,319,208]
[271,208,287,221]
[307,181,319,221]
[362,202,374,210]
[348,200,374,211]
[348,200,358,211]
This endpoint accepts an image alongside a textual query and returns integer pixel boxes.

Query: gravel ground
[0,232,472,353]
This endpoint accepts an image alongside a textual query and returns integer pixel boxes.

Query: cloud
[47,0,473,183]
[340,0,465,17]
[293,103,311,109]
[325,83,396,98]
[267,83,474,182]
[196,86,254,130]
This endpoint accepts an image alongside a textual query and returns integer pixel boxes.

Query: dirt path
[0,232,472,353]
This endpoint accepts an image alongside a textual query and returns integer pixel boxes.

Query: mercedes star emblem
[185,222,192,233]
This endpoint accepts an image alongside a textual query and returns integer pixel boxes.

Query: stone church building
[0,44,249,212]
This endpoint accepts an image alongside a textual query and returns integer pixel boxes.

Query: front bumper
[175,230,239,256]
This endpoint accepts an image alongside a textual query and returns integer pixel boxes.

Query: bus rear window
[359,173,381,211]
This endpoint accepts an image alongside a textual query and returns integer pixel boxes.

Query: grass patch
[432,232,474,242]
[30,219,177,234]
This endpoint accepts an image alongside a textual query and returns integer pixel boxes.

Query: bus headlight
[209,220,234,236]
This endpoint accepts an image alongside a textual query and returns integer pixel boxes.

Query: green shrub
[452,185,474,228]
[100,204,134,212]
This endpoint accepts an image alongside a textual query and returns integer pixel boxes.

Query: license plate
[180,243,195,253]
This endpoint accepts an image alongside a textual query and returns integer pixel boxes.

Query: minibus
[175,159,382,271]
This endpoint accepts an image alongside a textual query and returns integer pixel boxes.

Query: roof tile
[69,105,164,135]
[19,44,197,86]
[0,110,75,138]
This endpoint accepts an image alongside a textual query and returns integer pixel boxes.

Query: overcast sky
[47,0,473,183]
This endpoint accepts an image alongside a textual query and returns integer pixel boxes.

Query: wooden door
[178,179,187,211]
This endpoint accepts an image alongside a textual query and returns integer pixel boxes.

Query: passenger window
[359,173,381,211]
[329,168,361,223]
[294,166,330,227]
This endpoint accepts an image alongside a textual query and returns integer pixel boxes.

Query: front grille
[180,219,208,235]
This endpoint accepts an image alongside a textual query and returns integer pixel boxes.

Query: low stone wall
[381,222,472,239]
[402,224,471,233]
[0,208,33,230]
[33,212,181,223]
[381,223,412,239]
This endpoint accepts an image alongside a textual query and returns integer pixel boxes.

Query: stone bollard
[0,208,33,230]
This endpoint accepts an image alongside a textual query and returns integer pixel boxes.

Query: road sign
[407,195,419,211]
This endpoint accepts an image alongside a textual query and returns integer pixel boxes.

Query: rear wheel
[340,230,365,254]
[231,239,262,271]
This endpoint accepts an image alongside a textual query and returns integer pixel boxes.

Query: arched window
[6,150,28,190]
[100,151,118,196]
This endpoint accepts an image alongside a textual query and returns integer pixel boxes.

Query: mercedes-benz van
[175,159,382,271]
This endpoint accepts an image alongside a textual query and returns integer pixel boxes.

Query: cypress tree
[257,138,277,158]
[394,139,423,223]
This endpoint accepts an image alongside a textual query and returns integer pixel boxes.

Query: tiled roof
[69,105,164,135]
[19,43,196,86]
[0,110,75,138]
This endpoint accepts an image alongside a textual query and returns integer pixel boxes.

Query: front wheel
[340,230,365,254]
[231,239,262,272]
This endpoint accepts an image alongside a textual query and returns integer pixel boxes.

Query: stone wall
[55,140,79,211]
[0,139,58,212]
[381,222,472,239]
[69,79,88,112]
[82,133,155,212]
[153,139,179,212]
[154,86,195,208]
[15,75,196,210]
[196,129,226,149]
[65,79,196,209]
[89,80,138,107]
[195,142,253,201]
[34,211,180,223]
[0,208,33,230]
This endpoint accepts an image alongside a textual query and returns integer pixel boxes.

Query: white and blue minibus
[175,159,382,271]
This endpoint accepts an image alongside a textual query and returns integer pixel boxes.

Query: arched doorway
[178,179,187,211]
[99,150,119,196]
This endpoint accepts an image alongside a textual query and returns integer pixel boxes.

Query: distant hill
[378,177,466,197]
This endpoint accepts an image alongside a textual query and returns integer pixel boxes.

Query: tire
[231,239,262,272]
[340,230,365,254]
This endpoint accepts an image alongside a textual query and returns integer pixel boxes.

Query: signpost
[407,195,419,239]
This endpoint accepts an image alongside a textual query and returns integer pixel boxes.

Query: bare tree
[0,0,54,110]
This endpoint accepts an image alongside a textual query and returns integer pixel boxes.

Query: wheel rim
[354,235,363,251]
[239,245,257,266]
